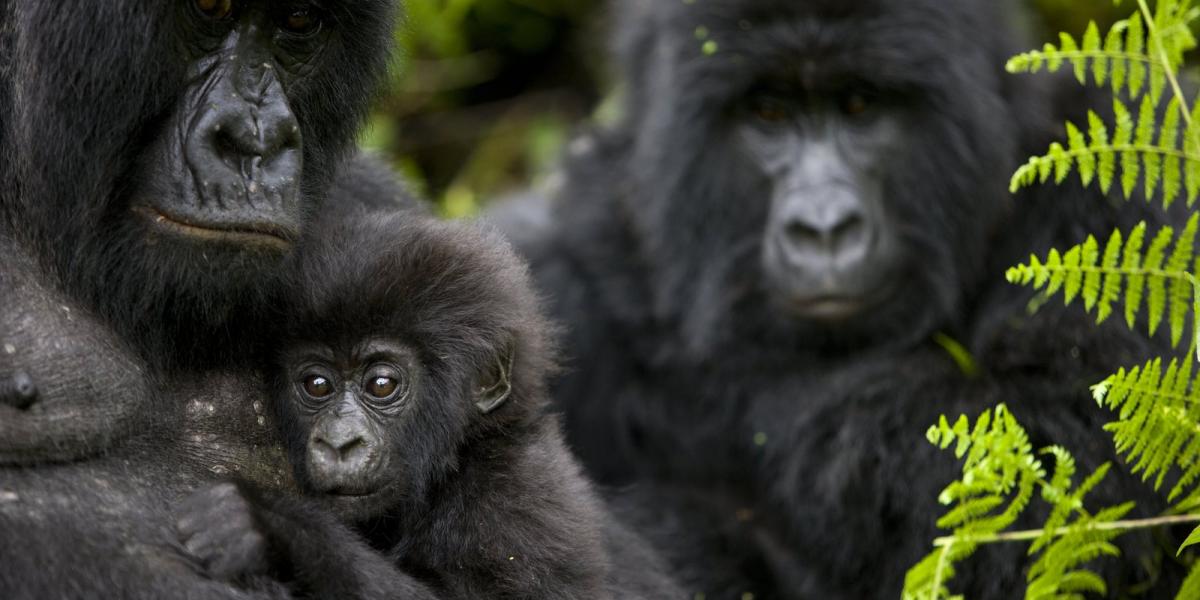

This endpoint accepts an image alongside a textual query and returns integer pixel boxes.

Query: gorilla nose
[184,68,303,214]
[784,212,866,252]
[312,433,370,466]
[216,100,300,161]
[0,370,39,410]
[776,190,872,265]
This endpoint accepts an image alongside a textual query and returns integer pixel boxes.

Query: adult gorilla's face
[620,0,1028,351]
[735,86,905,321]
[2,0,394,360]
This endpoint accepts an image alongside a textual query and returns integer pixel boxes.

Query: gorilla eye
[749,96,791,124]
[283,9,321,35]
[195,0,233,20]
[365,376,398,399]
[839,91,871,117]
[302,374,333,398]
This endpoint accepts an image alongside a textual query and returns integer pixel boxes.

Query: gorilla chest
[169,369,295,492]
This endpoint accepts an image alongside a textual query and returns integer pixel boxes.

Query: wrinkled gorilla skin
[0,1,420,597]
[493,0,1182,597]
[176,212,682,598]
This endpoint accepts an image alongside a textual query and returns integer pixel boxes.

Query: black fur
[492,0,1186,597]
[2,0,401,365]
[0,1,425,597]
[175,211,681,599]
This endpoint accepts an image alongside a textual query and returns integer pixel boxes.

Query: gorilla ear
[474,343,515,414]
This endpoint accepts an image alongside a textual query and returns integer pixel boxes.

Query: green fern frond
[905,406,1042,600]
[1025,501,1133,600]
[1006,215,1200,348]
[1010,97,1200,208]
[1174,561,1200,600]
[1025,453,1133,600]
[913,3,1200,598]
[905,407,1137,600]
[1093,355,1200,507]
[1007,6,1198,103]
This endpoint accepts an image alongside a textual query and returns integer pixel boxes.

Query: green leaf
[1178,524,1200,556]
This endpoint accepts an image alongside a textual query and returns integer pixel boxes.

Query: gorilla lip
[785,293,872,321]
[133,205,294,250]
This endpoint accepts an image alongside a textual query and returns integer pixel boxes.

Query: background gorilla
[491,0,1181,597]
[177,210,681,599]
[0,0,424,596]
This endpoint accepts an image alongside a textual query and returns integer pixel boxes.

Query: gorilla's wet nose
[311,433,372,468]
[184,58,303,215]
[776,186,874,269]
[0,370,39,410]
[215,83,301,164]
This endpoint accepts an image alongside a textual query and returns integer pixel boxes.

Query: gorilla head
[274,212,555,522]
[0,0,396,363]
[609,0,1043,353]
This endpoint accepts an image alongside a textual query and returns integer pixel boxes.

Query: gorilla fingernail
[0,370,39,410]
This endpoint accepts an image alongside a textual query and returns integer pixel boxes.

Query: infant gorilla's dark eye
[195,0,233,19]
[303,374,333,398]
[365,376,398,399]
[283,9,320,35]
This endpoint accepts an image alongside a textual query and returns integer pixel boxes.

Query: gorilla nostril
[210,110,300,163]
[832,214,867,246]
[0,370,39,410]
[784,220,822,244]
[335,436,367,460]
[313,435,369,465]
[311,438,339,466]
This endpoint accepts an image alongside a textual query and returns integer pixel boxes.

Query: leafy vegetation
[364,1,1137,214]
[904,1,1200,598]
[363,0,599,216]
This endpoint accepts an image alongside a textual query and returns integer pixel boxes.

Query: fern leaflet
[1093,355,1200,508]
[1006,7,1198,104]
[1006,215,1200,349]
[903,407,1135,600]
[1010,97,1200,207]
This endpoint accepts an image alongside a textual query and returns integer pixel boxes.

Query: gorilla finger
[205,530,269,580]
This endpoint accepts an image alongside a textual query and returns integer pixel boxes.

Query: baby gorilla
[177,211,679,599]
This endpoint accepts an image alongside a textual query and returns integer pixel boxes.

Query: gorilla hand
[176,482,270,582]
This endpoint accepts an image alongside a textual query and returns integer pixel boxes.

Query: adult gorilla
[0,1,422,596]
[492,0,1179,597]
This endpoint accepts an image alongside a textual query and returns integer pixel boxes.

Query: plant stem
[1137,0,1193,127]
[932,513,1200,547]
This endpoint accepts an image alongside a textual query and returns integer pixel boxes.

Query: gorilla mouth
[326,488,374,498]
[785,278,901,321]
[789,295,867,320]
[133,205,294,250]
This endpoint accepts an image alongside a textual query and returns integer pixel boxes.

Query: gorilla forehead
[288,214,548,365]
[624,0,1019,99]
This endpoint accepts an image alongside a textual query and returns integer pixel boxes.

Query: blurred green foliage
[362,0,1129,215]
[1031,0,1124,34]
[362,0,600,216]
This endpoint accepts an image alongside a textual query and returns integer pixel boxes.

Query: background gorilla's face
[621,0,1025,352]
[734,83,905,321]
[3,0,394,359]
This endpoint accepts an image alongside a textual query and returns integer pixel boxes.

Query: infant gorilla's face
[281,338,422,521]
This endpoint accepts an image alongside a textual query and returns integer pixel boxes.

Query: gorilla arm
[177,482,440,600]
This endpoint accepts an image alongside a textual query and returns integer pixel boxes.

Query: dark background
[366,0,1123,215]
